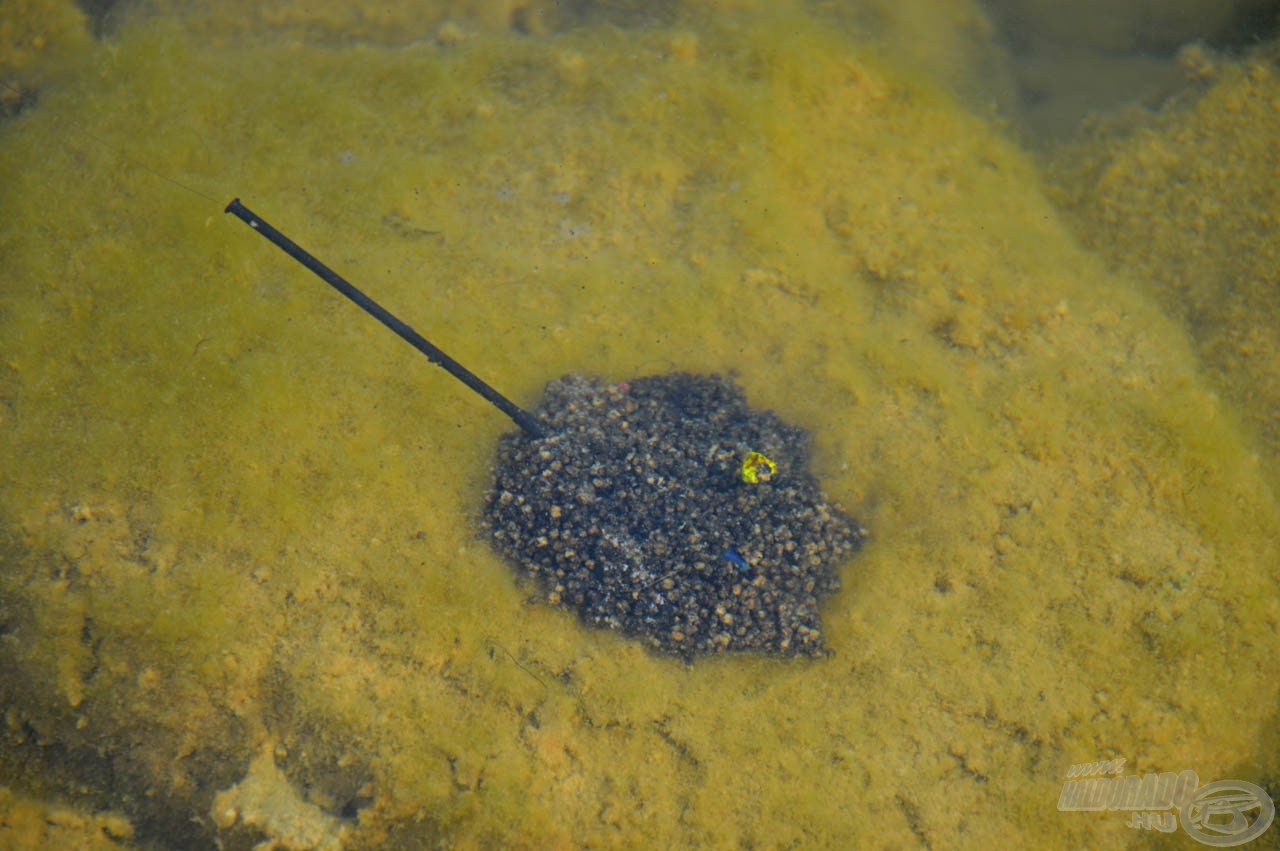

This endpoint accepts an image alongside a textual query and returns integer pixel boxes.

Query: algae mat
[1,7,1278,849]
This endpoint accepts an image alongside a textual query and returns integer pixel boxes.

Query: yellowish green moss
[1050,54,1280,478]
[1,4,1278,849]
[0,0,92,93]
[0,786,132,848]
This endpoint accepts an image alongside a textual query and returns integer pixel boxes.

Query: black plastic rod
[225,199,544,439]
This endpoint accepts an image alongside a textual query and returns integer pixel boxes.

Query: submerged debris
[485,373,865,659]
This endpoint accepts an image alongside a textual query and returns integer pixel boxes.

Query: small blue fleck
[721,547,749,572]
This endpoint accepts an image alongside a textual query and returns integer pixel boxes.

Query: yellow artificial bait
[740,451,777,484]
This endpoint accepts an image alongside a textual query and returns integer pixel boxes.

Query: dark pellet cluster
[484,373,865,659]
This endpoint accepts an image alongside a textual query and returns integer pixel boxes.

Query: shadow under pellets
[226,199,865,660]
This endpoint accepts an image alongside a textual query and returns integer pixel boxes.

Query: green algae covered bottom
[1,1,1279,848]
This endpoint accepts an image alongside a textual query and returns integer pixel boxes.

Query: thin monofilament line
[225,199,545,438]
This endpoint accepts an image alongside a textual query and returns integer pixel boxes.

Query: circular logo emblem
[1182,780,1275,847]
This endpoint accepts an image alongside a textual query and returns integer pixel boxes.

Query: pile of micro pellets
[485,373,864,659]
[221,203,863,658]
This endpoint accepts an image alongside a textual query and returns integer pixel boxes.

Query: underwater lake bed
[1,1,1279,847]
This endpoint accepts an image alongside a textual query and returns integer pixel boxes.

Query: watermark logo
[1058,759,1274,846]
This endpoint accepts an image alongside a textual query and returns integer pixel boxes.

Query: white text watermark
[1058,759,1274,846]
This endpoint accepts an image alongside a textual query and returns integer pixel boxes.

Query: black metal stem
[225,199,544,439]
